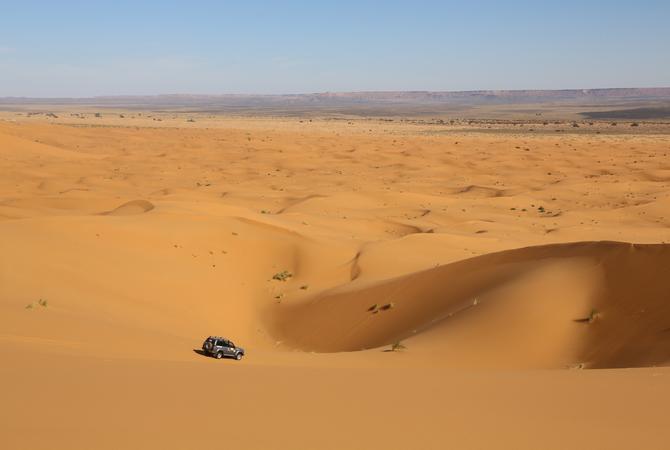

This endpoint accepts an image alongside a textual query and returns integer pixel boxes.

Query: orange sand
[1,114,670,449]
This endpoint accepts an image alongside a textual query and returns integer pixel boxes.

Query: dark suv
[202,336,245,360]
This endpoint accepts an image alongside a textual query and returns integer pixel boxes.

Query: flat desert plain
[2,113,670,449]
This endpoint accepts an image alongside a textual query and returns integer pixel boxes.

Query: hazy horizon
[2,86,670,100]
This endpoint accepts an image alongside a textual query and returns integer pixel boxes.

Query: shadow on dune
[101,199,155,216]
[266,241,670,369]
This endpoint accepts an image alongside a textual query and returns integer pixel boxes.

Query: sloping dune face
[270,242,670,368]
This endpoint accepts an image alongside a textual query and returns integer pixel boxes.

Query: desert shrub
[588,309,600,323]
[390,341,406,352]
[272,270,293,281]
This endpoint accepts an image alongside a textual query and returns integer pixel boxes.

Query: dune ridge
[270,241,670,368]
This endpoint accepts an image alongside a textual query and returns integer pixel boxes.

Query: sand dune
[272,241,670,368]
[1,115,670,449]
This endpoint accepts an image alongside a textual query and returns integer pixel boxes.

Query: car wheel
[216,352,223,359]
[235,352,242,360]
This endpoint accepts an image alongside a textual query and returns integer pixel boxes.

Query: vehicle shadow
[193,349,209,357]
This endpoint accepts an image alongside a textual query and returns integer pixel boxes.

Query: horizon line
[2,86,670,100]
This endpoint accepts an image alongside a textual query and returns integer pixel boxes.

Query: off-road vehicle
[201,336,245,360]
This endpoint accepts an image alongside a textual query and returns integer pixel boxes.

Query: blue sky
[0,1,668,97]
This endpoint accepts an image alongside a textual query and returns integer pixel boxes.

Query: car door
[215,339,227,355]
[223,340,235,357]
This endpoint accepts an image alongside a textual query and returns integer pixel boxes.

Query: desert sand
[2,112,670,449]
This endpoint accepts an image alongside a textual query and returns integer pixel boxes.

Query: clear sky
[0,0,668,97]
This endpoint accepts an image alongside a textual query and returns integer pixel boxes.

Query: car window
[229,342,235,348]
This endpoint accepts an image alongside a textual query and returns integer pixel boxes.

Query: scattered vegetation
[368,302,396,314]
[25,299,48,309]
[390,341,406,352]
[272,270,293,281]
[575,308,601,324]
[588,308,601,323]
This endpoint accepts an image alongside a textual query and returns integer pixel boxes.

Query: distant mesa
[102,199,155,216]
[2,88,669,112]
